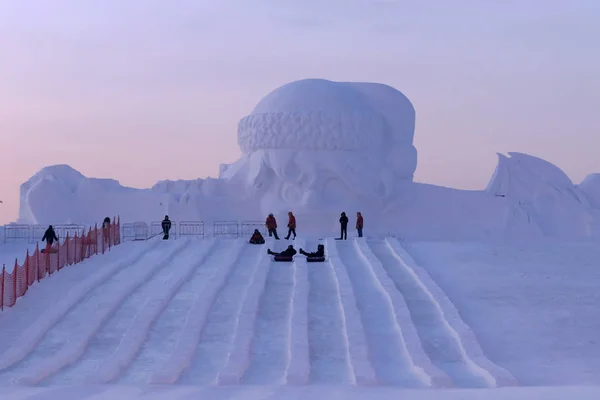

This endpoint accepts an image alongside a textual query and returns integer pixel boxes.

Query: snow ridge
[11,240,188,385]
[178,243,265,384]
[284,239,311,384]
[325,238,375,385]
[0,241,153,373]
[88,239,217,383]
[216,241,272,384]
[149,238,247,384]
[385,238,518,387]
[353,238,450,388]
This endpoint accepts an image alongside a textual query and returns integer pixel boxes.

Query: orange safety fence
[1,216,121,310]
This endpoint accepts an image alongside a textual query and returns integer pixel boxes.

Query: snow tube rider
[249,229,265,244]
[267,245,297,261]
[299,244,325,262]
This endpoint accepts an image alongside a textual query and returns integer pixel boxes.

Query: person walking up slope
[339,212,349,240]
[356,212,364,237]
[285,211,296,240]
[161,215,172,240]
[41,225,59,253]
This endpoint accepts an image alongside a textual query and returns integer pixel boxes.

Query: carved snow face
[237,149,395,216]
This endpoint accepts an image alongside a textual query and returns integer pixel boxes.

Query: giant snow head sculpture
[220,78,418,221]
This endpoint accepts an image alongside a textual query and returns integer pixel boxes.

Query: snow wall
[15,79,600,241]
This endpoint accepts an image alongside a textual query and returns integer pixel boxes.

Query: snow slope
[1,236,599,398]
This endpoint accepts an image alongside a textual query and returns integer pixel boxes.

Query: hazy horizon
[1,0,599,224]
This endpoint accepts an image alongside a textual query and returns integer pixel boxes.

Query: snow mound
[579,173,600,209]
[485,152,598,239]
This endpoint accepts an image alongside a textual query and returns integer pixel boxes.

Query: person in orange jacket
[285,211,296,240]
[265,213,279,239]
[356,212,364,237]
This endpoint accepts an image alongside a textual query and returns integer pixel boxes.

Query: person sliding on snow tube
[161,215,172,240]
[249,229,265,244]
[41,225,59,253]
[267,245,297,261]
[265,213,279,240]
[285,211,296,240]
[339,212,349,240]
[299,244,326,262]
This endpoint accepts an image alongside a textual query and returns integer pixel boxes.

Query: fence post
[66,233,70,266]
[34,243,39,282]
[1,265,4,310]
[13,259,17,301]
[57,238,60,271]
[36,243,40,282]
[46,246,50,276]
[25,250,29,288]
[97,223,103,255]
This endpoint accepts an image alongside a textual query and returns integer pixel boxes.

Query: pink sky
[1,0,599,224]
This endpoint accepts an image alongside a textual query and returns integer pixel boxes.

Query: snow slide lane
[240,240,298,384]
[177,242,266,384]
[283,238,310,385]
[336,238,436,387]
[368,239,490,387]
[0,239,156,375]
[324,238,376,385]
[148,238,248,384]
[305,239,353,384]
[0,239,187,385]
[216,239,280,385]
[384,237,518,387]
[47,238,217,384]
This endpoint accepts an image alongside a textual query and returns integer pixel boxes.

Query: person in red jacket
[265,213,280,239]
[285,211,296,240]
[356,212,364,237]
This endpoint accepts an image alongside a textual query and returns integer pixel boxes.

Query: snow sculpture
[220,79,418,232]
[15,78,600,240]
[485,152,597,239]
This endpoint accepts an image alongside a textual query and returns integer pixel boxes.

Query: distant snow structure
[14,78,600,240]
[221,79,418,231]
[485,152,598,240]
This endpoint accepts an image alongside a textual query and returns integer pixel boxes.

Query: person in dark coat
[102,217,111,228]
[339,212,349,240]
[161,215,172,240]
[265,213,279,239]
[41,225,59,253]
[299,244,325,258]
[249,229,265,244]
[267,245,297,257]
[42,225,58,246]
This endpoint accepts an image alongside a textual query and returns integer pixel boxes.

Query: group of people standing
[265,211,363,240]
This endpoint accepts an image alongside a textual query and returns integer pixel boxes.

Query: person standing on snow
[266,213,279,239]
[285,211,296,240]
[339,212,349,240]
[356,212,364,237]
[161,215,172,240]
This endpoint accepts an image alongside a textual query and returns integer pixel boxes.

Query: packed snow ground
[1,236,600,398]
